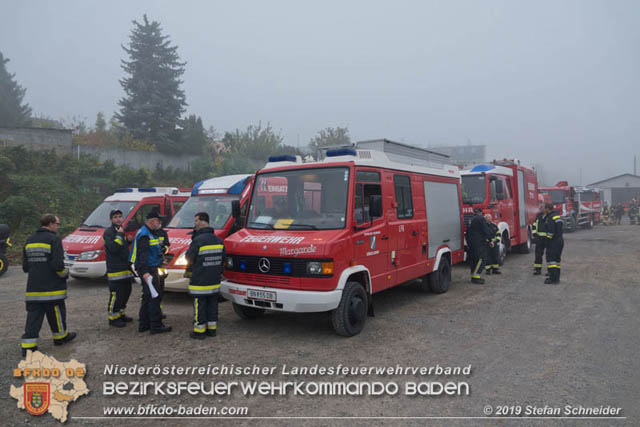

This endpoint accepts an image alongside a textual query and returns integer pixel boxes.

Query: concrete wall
[73,144,200,172]
[0,127,72,153]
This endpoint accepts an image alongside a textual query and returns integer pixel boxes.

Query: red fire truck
[460,161,539,263]
[221,139,465,336]
[62,187,190,279]
[538,182,602,231]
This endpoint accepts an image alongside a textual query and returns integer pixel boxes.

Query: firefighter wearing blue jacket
[129,211,171,334]
[185,212,225,339]
[21,214,76,356]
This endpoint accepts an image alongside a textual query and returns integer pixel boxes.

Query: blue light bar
[240,260,247,271]
[470,165,495,172]
[191,180,204,196]
[138,188,156,192]
[268,155,297,162]
[228,176,249,195]
[326,148,357,157]
[115,188,134,193]
[283,262,292,274]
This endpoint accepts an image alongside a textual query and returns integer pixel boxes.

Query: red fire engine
[460,160,539,263]
[62,187,190,279]
[221,139,465,336]
[538,182,602,231]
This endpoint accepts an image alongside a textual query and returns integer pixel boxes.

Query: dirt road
[1,224,638,426]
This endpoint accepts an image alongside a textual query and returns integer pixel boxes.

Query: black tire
[427,257,451,294]
[566,216,577,233]
[332,282,367,337]
[518,229,532,254]
[587,215,594,229]
[0,253,7,277]
[232,303,265,319]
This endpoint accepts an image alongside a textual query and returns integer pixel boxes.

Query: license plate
[247,289,277,302]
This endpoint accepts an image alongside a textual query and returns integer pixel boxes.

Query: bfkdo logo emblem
[24,383,50,416]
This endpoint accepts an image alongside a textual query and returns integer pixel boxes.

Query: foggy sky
[2,0,639,185]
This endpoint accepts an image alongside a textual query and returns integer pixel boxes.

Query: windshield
[82,201,137,228]
[542,190,567,204]
[248,167,349,230]
[167,196,236,229]
[461,175,487,204]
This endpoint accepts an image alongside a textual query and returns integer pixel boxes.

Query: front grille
[228,255,332,278]
[243,273,291,286]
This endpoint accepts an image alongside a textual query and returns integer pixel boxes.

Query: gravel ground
[1,223,638,426]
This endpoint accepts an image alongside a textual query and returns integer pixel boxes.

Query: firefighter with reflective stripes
[484,214,501,275]
[20,214,76,356]
[543,203,564,284]
[185,212,225,339]
[532,205,547,275]
[103,209,134,327]
[466,208,493,284]
[130,211,171,334]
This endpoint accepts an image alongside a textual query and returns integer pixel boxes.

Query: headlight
[174,252,188,266]
[307,261,334,275]
[77,250,102,261]
[225,257,234,269]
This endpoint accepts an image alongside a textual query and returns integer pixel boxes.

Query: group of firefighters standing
[20,209,225,356]
[466,202,565,285]
[602,199,640,225]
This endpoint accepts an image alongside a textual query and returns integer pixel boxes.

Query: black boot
[109,318,126,328]
[533,268,541,275]
[120,314,133,323]
[54,332,77,346]
[206,329,217,337]
[150,325,172,334]
[471,277,485,284]
[485,269,492,275]
[492,268,501,274]
[21,347,37,357]
[190,331,206,340]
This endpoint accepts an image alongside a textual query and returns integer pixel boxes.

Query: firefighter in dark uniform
[185,212,225,339]
[21,214,77,356]
[129,211,171,334]
[484,214,501,275]
[103,209,134,327]
[466,208,493,284]
[629,201,638,225]
[544,203,564,284]
[155,215,170,320]
[532,204,547,275]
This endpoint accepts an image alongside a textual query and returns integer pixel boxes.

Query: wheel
[587,215,594,229]
[332,282,367,337]
[566,216,576,232]
[518,229,532,254]
[232,303,265,319]
[427,257,451,294]
[0,253,7,277]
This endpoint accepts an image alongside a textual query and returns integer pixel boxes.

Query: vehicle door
[352,169,393,292]
[388,173,422,283]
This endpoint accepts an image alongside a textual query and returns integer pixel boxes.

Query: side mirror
[369,195,383,218]
[231,200,241,219]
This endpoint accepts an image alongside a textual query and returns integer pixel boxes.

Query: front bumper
[66,260,106,279]
[221,280,342,313]
[163,268,189,292]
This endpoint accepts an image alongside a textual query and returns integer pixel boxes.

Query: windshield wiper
[249,222,274,229]
[83,224,105,228]
[287,223,318,230]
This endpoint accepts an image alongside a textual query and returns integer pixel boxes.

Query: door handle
[381,235,389,240]
[442,239,450,243]
[412,231,418,236]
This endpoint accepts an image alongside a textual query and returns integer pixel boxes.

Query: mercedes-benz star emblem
[258,257,271,273]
